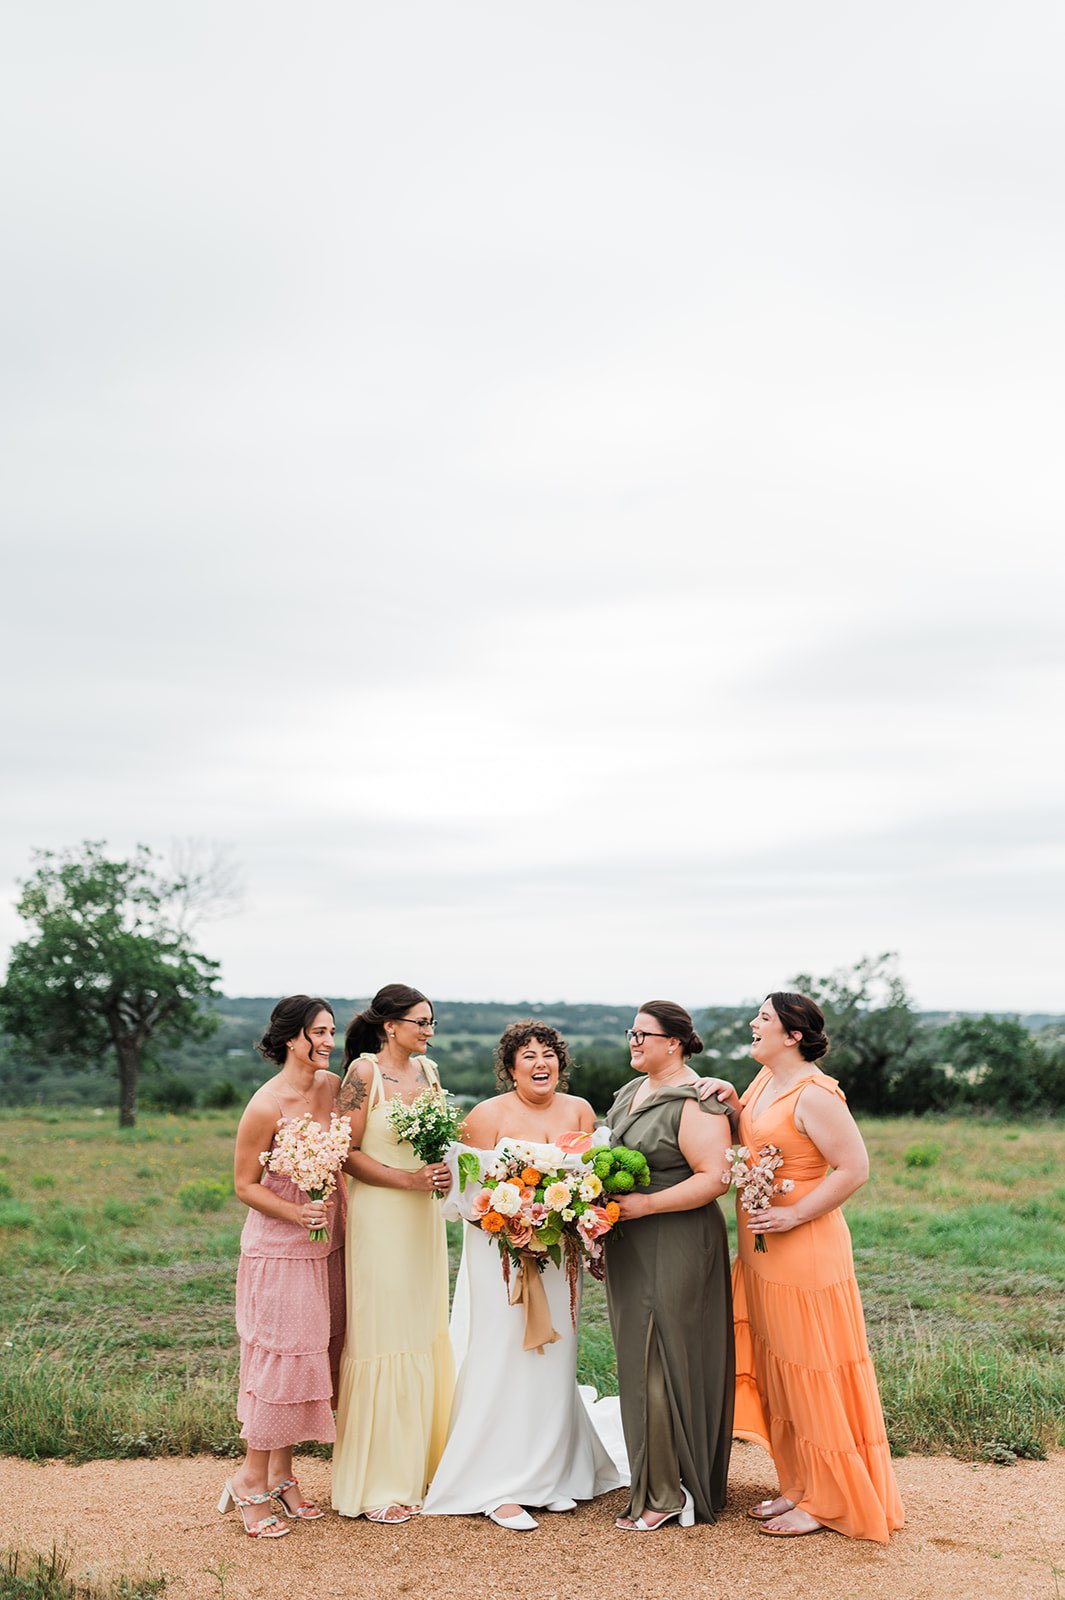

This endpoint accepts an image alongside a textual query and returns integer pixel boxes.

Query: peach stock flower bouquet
[261,1111,352,1242]
[723,1141,794,1252]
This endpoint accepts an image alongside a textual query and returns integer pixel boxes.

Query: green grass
[0,1109,1063,1463]
[0,1547,165,1599]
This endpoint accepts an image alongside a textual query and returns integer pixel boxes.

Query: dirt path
[4,1445,1062,1600]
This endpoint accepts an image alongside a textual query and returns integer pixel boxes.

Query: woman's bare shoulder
[237,1084,283,1138]
[557,1092,596,1128]
[461,1095,506,1144]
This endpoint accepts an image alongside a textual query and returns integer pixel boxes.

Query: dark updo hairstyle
[343,983,434,1069]
[637,1000,704,1059]
[495,1020,572,1093]
[767,991,830,1062]
[256,995,334,1067]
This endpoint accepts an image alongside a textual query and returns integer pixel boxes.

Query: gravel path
[5,1445,1063,1600]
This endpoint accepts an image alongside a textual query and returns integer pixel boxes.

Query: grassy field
[0,1108,1062,1465]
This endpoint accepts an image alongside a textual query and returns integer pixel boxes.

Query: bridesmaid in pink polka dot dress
[218,995,348,1538]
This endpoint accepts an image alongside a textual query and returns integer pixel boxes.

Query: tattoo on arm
[337,1071,368,1115]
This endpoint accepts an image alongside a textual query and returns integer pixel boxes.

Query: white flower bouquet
[385,1085,464,1198]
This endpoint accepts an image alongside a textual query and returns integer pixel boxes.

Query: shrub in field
[141,1075,196,1115]
[0,1201,32,1230]
[176,1179,230,1212]
[904,1141,942,1168]
[203,1079,240,1110]
[0,1177,11,1200]
[29,1175,55,1190]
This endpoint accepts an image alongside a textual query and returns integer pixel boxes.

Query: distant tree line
[2,956,1063,1120]
[1,845,1062,1122]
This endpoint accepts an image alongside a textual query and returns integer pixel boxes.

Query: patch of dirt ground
[4,1444,1063,1600]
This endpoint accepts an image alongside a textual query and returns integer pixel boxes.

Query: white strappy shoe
[616,1485,694,1531]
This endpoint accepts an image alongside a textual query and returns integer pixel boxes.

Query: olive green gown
[605,1080,734,1524]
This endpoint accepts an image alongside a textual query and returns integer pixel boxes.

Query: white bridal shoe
[485,1505,538,1530]
[544,1498,577,1512]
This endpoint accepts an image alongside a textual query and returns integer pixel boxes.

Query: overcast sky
[2,2,1062,1014]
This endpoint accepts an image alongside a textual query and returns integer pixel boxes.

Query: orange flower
[604,1201,621,1224]
[481,1211,505,1233]
[520,1168,541,1187]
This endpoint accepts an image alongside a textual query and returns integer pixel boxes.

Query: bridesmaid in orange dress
[708,991,903,1543]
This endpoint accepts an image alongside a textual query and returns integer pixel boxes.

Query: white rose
[492,1182,523,1218]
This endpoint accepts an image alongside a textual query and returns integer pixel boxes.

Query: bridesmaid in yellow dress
[330,984,454,1524]
[709,991,903,1543]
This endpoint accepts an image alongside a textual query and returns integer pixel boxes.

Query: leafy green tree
[0,842,221,1126]
[788,953,943,1115]
[571,1043,632,1115]
[934,1014,1061,1113]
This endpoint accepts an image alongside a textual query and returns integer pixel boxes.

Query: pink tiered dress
[732,1067,904,1543]
[235,1146,347,1451]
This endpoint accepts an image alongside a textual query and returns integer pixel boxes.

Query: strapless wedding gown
[421,1138,628,1515]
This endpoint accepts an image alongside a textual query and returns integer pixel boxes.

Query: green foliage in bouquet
[582,1142,650,1193]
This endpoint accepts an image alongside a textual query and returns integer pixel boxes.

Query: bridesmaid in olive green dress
[605,1000,735,1530]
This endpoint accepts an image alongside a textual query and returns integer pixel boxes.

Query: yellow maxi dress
[331,1053,454,1516]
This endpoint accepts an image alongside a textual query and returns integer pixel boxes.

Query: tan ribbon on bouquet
[509,1253,562,1354]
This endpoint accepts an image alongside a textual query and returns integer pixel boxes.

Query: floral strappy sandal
[270,1477,325,1520]
[218,1479,290,1537]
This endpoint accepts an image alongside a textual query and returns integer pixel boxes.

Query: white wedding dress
[421,1139,628,1516]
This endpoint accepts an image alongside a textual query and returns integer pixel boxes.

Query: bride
[422,1021,627,1530]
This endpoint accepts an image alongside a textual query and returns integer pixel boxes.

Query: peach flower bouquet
[261,1111,352,1242]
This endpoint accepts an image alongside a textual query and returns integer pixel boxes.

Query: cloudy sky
[2,2,1062,1013]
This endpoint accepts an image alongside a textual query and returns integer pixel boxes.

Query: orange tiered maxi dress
[731,1067,904,1544]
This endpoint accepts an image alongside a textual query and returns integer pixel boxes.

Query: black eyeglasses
[399,1017,435,1030]
[625,1029,671,1046]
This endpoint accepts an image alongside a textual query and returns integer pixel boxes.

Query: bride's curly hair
[494,1020,571,1094]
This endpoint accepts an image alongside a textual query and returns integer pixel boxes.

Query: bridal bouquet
[385,1085,464,1197]
[457,1139,622,1310]
[723,1142,794,1252]
[261,1111,352,1241]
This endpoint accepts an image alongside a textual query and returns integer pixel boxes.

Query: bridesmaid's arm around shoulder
[612,1101,732,1222]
